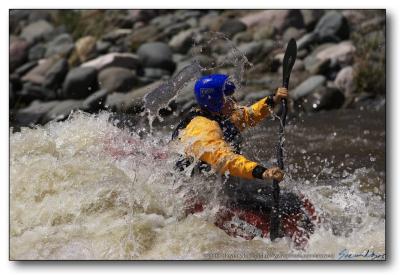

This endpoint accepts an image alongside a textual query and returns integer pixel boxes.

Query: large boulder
[240,10,304,33]
[314,11,350,42]
[81,52,140,71]
[105,81,162,113]
[82,89,108,111]
[21,56,60,85]
[291,75,327,100]
[42,58,69,90]
[10,37,29,72]
[45,33,75,58]
[98,67,137,92]
[18,82,56,103]
[14,100,60,126]
[169,29,197,54]
[42,100,84,123]
[334,66,355,97]
[28,43,46,61]
[61,67,98,99]
[19,20,54,43]
[137,42,175,73]
[303,87,345,112]
[219,19,247,37]
[304,41,355,74]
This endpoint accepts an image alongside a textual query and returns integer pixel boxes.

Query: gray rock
[28,10,54,23]
[96,40,111,54]
[10,37,29,72]
[14,61,38,76]
[21,56,60,85]
[301,10,324,31]
[105,81,162,113]
[314,11,350,42]
[283,27,305,43]
[45,33,75,58]
[169,29,196,54]
[240,10,304,33]
[297,32,318,50]
[303,43,336,74]
[102,29,132,42]
[14,100,60,126]
[137,42,175,73]
[43,58,69,90]
[20,20,54,43]
[18,82,56,102]
[144,68,171,80]
[42,99,84,123]
[291,75,327,100]
[82,89,108,111]
[303,87,345,112]
[233,31,254,44]
[334,66,354,97]
[61,67,98,99]
[98,67,137,92]
[253,25,276,40]
[237,41,264,61]
[28,43,46,61]
[219,19,247,38]
[81,52,140,71]
[244,90,273,102]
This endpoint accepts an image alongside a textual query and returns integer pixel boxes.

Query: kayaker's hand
[273,87,288,105]
[262,167,284,182]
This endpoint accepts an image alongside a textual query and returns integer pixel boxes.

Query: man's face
[220,96,236,117]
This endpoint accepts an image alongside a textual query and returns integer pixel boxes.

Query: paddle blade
[282,38,297,88]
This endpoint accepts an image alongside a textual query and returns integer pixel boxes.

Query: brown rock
[75,36,97,62]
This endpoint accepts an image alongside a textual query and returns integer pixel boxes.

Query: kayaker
[172,74,306,229]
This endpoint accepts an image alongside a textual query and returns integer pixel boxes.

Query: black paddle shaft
[270,39,297,241]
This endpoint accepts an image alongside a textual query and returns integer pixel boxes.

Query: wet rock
[105,81,162,113]
[42,99,84,123]
[137,42,175,73]
[10,37,29,72]
[61,67,98,99]
[315,41,355,67]
[233,31,253,44]
[14,100,60,126]
[301,10,324,31]
[28,43,46,61]
[18,82,56,102]
[169,29,197,54]
[21,56,60,85]
[45,33,75,58]
[244,90,273,102]
[334,66,354,97]
[14,61,38,76]
[283,27,305,43]
[130,25,161,50]
[20,20,54,43]
[144,68,171,80]
[219,19,247,38]
[75,36,97,62]
[81,52,140,71]
[314,11,350,42]
[82,89,108,111]
[98,67,137,92]
[303,86,345,112]
[240,10,304,33]
[297,32,318,51]
[102,29,132,42]
[303,43,336,74]
[253,25,276,41]
[291,75,327,100]
[236,41,264,61]
[96,40,111,54]
[43,58,69,90]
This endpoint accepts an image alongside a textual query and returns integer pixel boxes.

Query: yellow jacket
[179,97,272,179]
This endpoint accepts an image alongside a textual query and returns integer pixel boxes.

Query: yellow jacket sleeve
[230,97,272,131]
[179,116,259,179]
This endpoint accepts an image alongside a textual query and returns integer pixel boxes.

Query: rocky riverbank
[9,10,385,130]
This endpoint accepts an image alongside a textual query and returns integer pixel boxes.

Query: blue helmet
[194,74,236,112]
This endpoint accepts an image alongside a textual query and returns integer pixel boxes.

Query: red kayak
[186,195,318,248]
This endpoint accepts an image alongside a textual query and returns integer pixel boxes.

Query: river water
[10,101,385,260]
